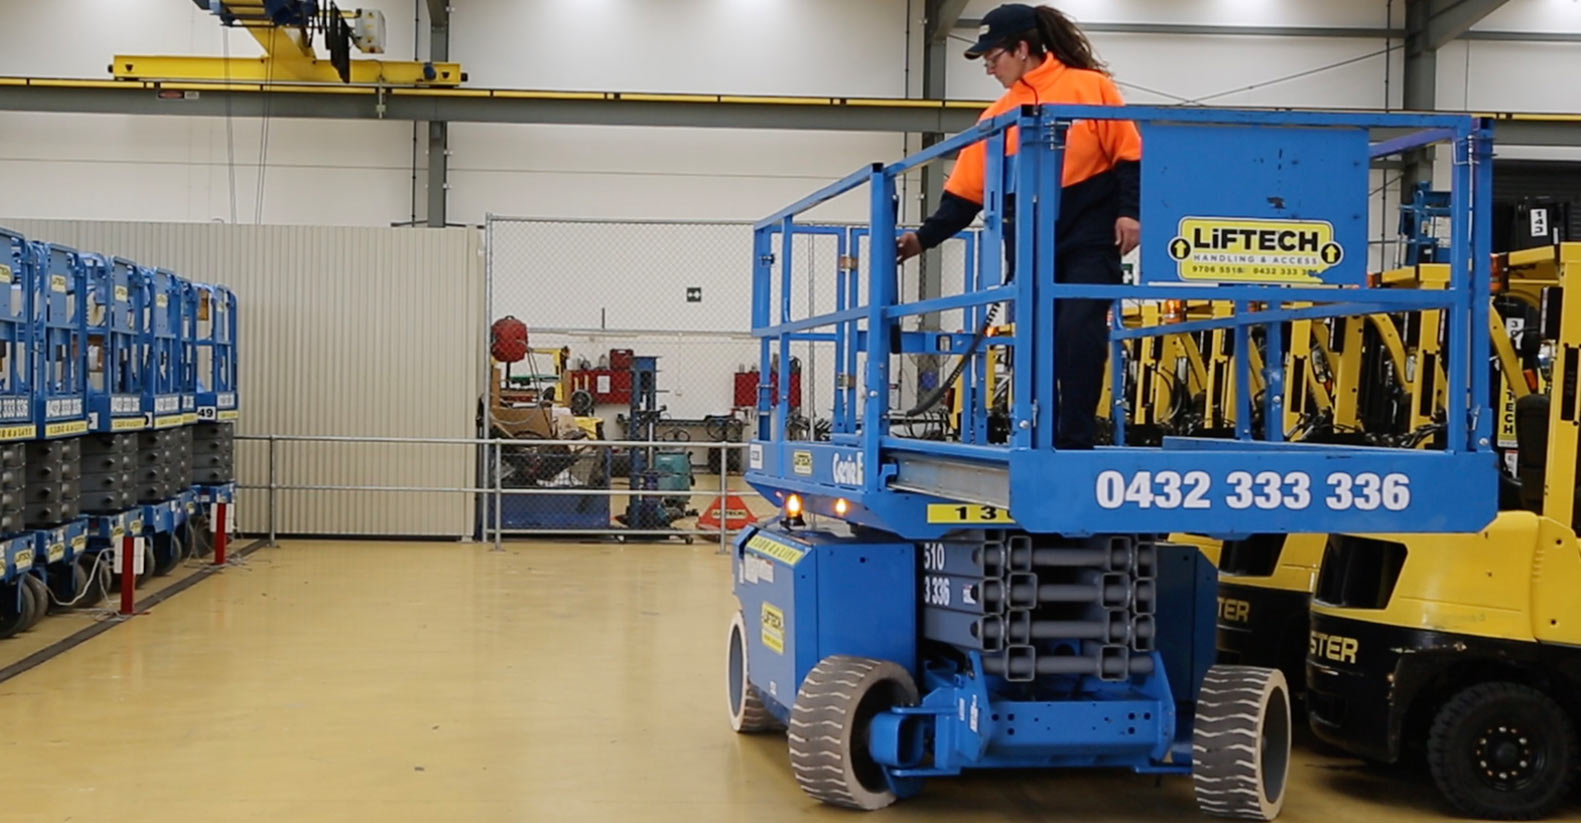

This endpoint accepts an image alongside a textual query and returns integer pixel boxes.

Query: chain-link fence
[483,218,772,540]
[481,216,992,539]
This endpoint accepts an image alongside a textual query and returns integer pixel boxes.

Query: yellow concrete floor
[0,540,1574,822]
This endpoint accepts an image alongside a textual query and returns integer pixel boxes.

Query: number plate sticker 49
[1094,469,1410,512]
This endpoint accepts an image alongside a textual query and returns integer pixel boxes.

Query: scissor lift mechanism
[726,105,1500,819]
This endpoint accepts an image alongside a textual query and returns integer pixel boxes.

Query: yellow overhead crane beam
[111,2,463,87]
[110,54,464,86]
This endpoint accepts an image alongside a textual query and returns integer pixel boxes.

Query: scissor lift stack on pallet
[724,106,1503,819]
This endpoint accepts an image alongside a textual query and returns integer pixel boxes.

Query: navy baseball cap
[963,3,1039,58]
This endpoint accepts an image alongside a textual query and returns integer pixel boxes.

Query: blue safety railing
[0,232,33,440]
[29,242,89,439]
[747,105,1498,539]
[192,283,239,422]
[82,254,148,433]
[140,267,186,429]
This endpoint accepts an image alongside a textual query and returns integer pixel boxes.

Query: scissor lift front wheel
[725,611,780,733]
[789,655,918,811]
[1193,665,1292,821]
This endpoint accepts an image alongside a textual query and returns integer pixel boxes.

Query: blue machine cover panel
[1140,124,1369,286]
[733,528,917,715]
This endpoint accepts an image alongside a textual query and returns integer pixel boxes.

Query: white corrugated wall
[0,218,483,537]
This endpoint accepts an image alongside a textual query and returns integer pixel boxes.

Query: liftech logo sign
[1168,217,1344,284]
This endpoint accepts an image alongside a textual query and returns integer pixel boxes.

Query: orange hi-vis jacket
[918,57,1142,255]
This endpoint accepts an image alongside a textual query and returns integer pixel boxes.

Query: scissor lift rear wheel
[1193,665,1291,820]
[788,655,918,811]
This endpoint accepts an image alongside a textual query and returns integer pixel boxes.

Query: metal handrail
[237,434,755,550]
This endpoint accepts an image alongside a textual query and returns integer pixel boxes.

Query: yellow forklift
[1305,243,1581,819]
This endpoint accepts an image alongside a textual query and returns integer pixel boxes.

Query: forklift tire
[1426,681,1577,820]
[726,611,780,733]
[1193,665,1290,821]
[788,655,918,811]
[21,574,48,629]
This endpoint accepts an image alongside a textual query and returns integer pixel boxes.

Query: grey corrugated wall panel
[0,218,483,537]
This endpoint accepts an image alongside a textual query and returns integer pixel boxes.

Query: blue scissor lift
[129,269,196,577]
[77,254,150,598]
[22,242,90,613]
[0,233,43,634]
[726,106,1500,819]
[190,283,238,557]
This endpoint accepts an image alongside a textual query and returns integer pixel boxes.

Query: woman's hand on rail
[1115,217,1140,256]
[897,232,922,263]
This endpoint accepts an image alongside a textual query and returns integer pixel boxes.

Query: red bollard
[213,502,228,566]
[119,533,135,616]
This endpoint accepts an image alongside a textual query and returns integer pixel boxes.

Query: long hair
[1004,6,1106,73]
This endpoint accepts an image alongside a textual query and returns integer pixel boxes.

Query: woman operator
[898,3,1140,450]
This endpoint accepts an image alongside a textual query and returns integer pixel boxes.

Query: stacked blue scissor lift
[0,229,238,636]
[725,106,1504,819]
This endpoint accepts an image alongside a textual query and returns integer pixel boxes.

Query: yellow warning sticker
[47,542,65,562]
[50,274,66,293]
[46,420,88,437]
[114,285,129,303]
[746,533,807,566]
[112,416,146,431]
[926,503,1014,524]
[0,425,36,441]
[792,450,813,476]
[761,602,785,655]
[0,264,12,284]
[1169,217,1344,284]
[218,410,240,421]
[13,548,33,569]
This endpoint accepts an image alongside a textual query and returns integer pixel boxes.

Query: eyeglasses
[981,48,1011,67]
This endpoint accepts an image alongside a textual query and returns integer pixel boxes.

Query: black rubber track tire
[1427,681,1578,820]
[1193,665,1291,820]
[787,655,918,811]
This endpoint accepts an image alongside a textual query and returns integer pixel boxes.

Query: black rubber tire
[187,518,214,558]
[47,563,87,613]
[151,532,181,577]
[1427,681,1578,820]
[725,611,780,733]
[21,574,47,629]
[0,582,27,639]
[1193,665,1291,820]
[788,655,918,811]
[139,541,157,585]
[77,554,108,608]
